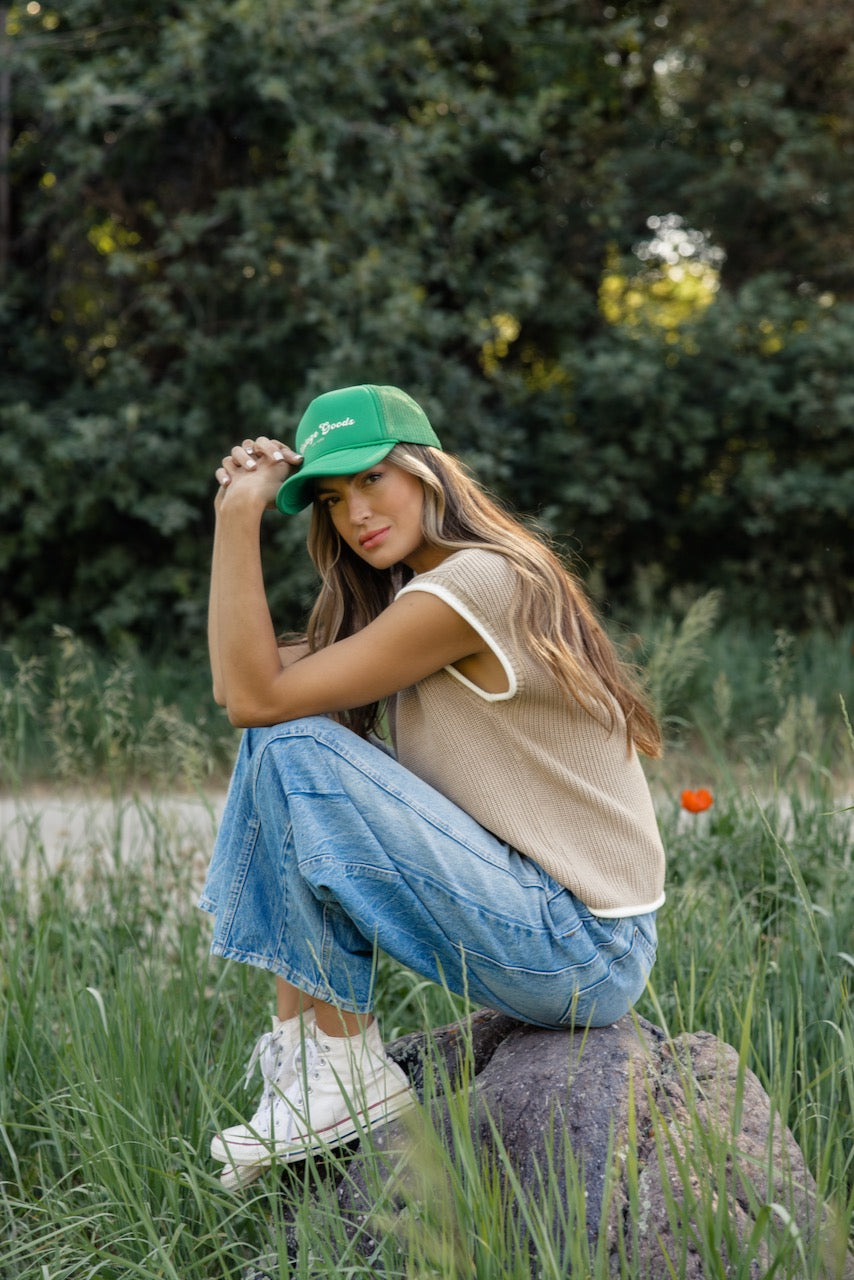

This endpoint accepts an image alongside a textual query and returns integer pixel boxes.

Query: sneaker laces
[236,1029,298,1140]
[288,1035,322,1097]
[243,1027,286,1094]
[270,1038,324,1140]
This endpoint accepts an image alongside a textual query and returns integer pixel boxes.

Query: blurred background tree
[1,0,851,657]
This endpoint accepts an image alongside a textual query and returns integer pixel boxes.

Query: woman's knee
[244,716,336,753]
[248,718,370,803]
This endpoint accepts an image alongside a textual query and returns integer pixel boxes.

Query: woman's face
[316,461,444,573]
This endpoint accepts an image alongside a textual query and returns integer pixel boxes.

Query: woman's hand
[214,436,303,510]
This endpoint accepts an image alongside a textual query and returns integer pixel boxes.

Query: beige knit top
[395,549,665,918]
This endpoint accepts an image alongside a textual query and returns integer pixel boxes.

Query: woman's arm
[222,587,483,727]
[208,488,229,705]
[210,496,310,704]
[208,435,300,707]
[212,481,282,719]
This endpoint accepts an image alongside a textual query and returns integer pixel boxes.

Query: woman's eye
[364,471,383,484]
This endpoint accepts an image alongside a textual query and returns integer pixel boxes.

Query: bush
[1,0,852,653]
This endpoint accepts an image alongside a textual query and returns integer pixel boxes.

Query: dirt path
[0,790,227,901]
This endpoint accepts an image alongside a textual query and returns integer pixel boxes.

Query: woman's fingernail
[272,450,284,461]
[245,459,256,469]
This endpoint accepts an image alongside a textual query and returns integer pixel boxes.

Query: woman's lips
[359,526,391,550]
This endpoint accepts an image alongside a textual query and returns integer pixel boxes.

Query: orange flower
[681,788,714,813]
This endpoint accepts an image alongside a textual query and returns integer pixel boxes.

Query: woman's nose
[347,492,371,523]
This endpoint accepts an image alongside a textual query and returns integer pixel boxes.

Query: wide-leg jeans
[199,717,658,1029]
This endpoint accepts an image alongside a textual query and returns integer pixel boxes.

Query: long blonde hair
[303,445,662,757]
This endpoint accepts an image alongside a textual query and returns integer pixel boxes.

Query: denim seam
[217,816,261,943]
[298,853,557,924]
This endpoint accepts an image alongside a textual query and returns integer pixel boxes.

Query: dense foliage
[1,0,852,655]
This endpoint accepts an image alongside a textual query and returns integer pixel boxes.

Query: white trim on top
[396,581,518,702]
[589,892,666,919]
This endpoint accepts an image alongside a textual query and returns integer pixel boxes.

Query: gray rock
[245,1010,850,1279]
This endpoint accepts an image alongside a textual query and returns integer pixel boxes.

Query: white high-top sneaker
[213,1009,317,1190]
[212,1018,415,1169]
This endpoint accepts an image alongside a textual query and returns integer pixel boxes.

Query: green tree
[1,0,851,655]
[628,0,854,294]
[0,0,657,649]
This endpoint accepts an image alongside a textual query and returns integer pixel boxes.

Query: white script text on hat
[302,417,357,454]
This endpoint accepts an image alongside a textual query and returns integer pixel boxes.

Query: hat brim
[275,442,396,515]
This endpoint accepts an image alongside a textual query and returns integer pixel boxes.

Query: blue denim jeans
[199,717,657,1029]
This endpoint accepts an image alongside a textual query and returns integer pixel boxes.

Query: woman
[203,383,665,1190]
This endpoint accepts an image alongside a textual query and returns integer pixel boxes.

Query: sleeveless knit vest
[395,549,665,917]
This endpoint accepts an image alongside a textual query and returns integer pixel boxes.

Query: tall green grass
[0,628,238,792]
[1,618,852,1277]
[1,779,850,1278]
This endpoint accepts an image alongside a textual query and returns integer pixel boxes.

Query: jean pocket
[631,913,658,966]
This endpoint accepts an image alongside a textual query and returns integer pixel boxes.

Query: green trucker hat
[276,384,442,514]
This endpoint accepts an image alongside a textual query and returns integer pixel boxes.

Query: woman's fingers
[216,438,302,489]
[246,435,302,465]
[232,442,257,470]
